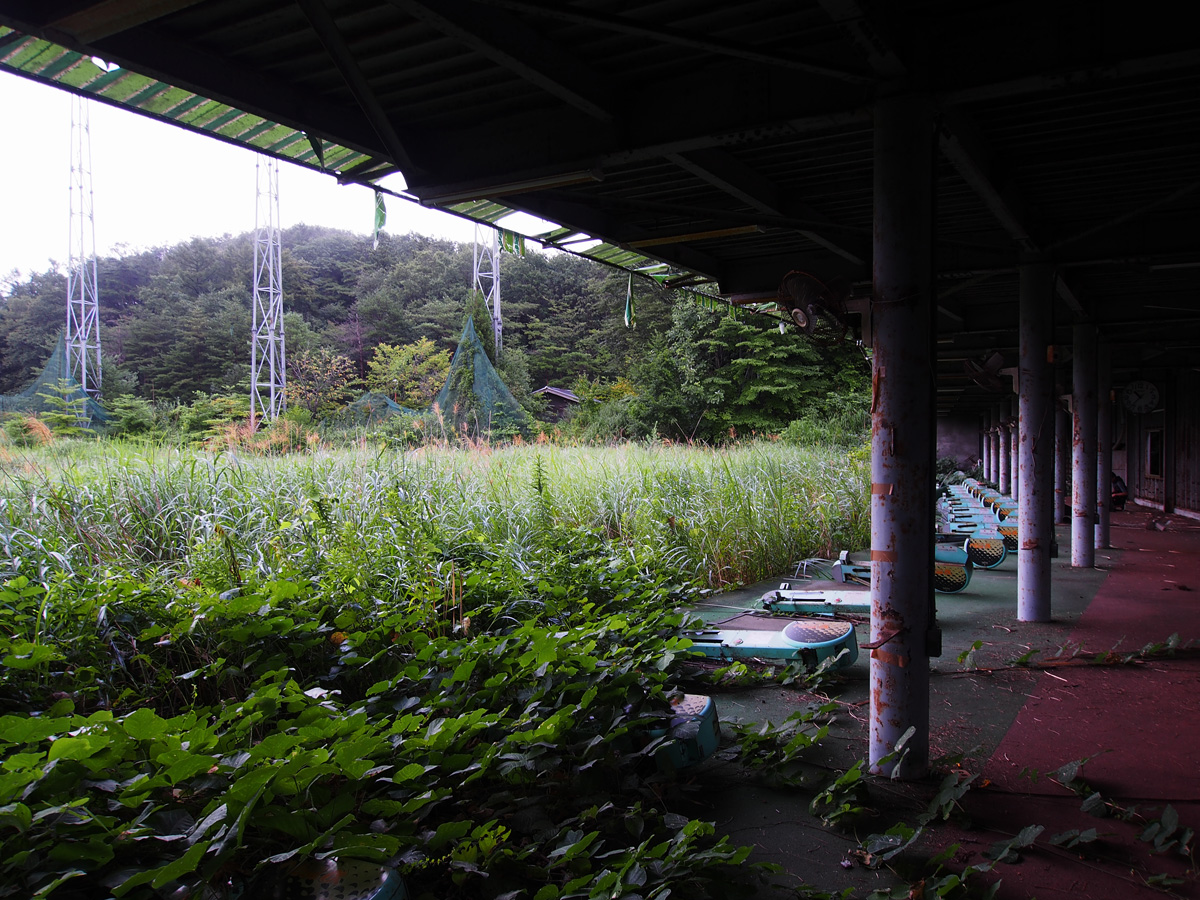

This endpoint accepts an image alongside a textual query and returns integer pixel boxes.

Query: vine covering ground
[0,442,869,899]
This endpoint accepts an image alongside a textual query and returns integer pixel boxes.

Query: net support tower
[473,223,502,354]
[251,154,286,424]
[66,94,102,400]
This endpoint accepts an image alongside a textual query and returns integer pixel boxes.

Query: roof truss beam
[468,0,872,84]
[408,104,873,195]
[942,49,1200,106]
[817,0,907,77]
[667,148,866,264]
[48,0,203,42]
[937,113,1038,256]
[1054,272,1087,318]
[391,0,614,122]
[296,0,421,175]
[513,192,723,279]
[935,117,1105,321]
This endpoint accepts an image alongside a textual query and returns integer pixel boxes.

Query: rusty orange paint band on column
[872,649,908,668]
[871,483,894,495]
[871,550,897,562]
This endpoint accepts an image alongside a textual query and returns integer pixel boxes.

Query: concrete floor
[673,506,1200,899]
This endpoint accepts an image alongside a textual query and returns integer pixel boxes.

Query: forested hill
[0,225,868,441]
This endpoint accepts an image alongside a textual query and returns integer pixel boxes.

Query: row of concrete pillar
[866,92,1115,782]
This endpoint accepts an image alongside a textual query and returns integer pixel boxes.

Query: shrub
[1,414,52,447]
[179,392,251,440]
[781,390,869,448]
[107,396,158,437]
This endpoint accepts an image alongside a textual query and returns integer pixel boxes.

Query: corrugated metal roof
[0,22,711,293]
[2,1,1199,415]
[0,26,370,174]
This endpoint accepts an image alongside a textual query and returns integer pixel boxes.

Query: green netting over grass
[434,320,530,438]
[0,334,109,424]
[330,391,416,426]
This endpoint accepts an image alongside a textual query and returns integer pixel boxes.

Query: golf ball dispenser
[686,613,859,670]
[273,859,407,900]
[651,693,721,773]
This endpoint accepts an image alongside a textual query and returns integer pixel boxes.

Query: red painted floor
[946,511,1200,898]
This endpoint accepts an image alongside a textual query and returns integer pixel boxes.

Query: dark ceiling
[2,0,1198,415]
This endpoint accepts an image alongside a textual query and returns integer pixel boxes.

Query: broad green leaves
[0,486,755,899]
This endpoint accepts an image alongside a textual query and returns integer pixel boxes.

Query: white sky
[0,72,486,283]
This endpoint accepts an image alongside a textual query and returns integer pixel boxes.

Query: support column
[998,399,1011,495]
[1095,341,1112,549]
[1164,375,1177,514]
[1018,263,1054,621]
[991,410,1002,486]
[1010,412,1020,502]
[1072,324,1098,567]
[993,410,1001,483]
[1054,400,1069,524]
[979,415,988,482]
[869,92,935,780]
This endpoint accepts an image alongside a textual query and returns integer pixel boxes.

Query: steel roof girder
[937,112,1040,256]
[296,0,421,176]
[469,0,874,84]
[666,148,867,265]
[50,0,206,44]
[389,0,615,123]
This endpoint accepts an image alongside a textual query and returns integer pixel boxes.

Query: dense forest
[0,226,869,442]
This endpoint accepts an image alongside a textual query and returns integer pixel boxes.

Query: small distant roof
[532,386,581,403]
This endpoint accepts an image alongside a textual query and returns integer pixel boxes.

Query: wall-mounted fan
[963,351,1010,392]
[777,270,866,344]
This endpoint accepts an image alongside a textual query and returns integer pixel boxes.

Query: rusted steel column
[1072,323,1098,567]
[1054,400,1069,524]
[1018,262,1054,621]
[991,411,1002,485]
[998,399,1011,495]
[1010,410,1020,502]
[1095,341,1113,549]
[1164,376,1177,513]
[992,410,1001,482]
[869,91,934,780]
[982,413,991,480]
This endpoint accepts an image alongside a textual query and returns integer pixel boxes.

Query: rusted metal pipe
[869,91,934,780]
[1072,323,1098,567]
[1054,400,1069,524]
[1018,262,1053,621]
[1095,341,1112,549]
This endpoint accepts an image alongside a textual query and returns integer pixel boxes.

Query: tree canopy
[0,226,869,442]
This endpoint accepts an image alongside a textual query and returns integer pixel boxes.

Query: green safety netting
[0,333,109,424]
[330,391,416,427]
[434,320,530,438]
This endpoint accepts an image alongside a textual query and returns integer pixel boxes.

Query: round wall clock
[1121,379,1159,413]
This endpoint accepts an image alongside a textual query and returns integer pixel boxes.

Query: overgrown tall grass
[0,441,870,897]
[0,440,869,593]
